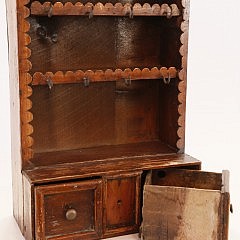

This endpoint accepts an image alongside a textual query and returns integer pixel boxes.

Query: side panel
[23,176,34,240]
[5,0,23,233]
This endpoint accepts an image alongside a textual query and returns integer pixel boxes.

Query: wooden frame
[6,0,230,239]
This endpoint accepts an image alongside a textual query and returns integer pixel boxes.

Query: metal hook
[83,77,90,87]
[166,8,172,19]
[125,76,131,86]
[46,77,53,90]
[47,4,53,18]
[88,7,93,19]
[163,72,171,85]
[36,26,47,39]
[129,7,133,19]
[51,33,58,43]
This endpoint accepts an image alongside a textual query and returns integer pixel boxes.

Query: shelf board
[30,2,180,18]
[23,141,201,184]
[32,67,178,86]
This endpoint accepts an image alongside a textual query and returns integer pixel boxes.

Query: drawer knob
[65,209,77,221]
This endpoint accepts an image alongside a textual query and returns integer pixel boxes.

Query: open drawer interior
[149,168,224,190]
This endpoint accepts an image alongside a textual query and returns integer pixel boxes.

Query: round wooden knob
[65,208,77,221]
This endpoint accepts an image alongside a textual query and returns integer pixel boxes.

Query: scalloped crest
[18,0,34,163]
[30,1,180,17]
[177,0,190,151]
[32,67,178,85]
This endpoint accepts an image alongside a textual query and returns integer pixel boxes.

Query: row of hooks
[45,5,173,19]
[44,74,172,90]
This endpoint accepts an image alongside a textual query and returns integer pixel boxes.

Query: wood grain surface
[31,67,178,85]
[6,0,207,239]
[35,179,102,239]
[142,186,223,240]
[142,169,230,240]
[103,172,141,237]
[23,153,201,184]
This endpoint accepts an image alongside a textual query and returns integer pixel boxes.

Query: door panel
[142,169,230,240]
[103,172,141,238]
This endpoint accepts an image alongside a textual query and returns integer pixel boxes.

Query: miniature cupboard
[6,0,230,239]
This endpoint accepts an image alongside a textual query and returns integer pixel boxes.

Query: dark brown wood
[151,168,223,190]
[28,141,176,166]
[221,192,230,240]
[7,0,229,239]
[28,15,181,74]
[35,179,102,240]
[159,80,180,149]
[30,81,168,152]
[103,172,142,237]
[23,153,201,184]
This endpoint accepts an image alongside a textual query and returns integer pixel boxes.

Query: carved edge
[177,0,190,152]
[18,0,34,163]
[32,67,178,85]
[30,1,180,17]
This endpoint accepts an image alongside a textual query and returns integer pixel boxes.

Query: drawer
[142,169,230,240]
[103,172,141,238]
[35,179,102,240]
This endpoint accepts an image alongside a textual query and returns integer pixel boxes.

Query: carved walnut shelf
[32,67,178,85]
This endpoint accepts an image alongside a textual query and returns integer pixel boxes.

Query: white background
[0,0,240,239]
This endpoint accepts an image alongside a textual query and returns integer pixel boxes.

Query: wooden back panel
[28,16,181,73]
[31,80,164,152]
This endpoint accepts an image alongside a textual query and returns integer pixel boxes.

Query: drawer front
[35,179,102,240]
[103,172,141,238]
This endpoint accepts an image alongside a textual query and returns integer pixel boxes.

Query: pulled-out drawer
[35,179,102,240]
[142,169,230,240]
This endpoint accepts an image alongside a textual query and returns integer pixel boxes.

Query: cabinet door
[142,169,230,240]
[103,172,142,238]
[35,179,102,240]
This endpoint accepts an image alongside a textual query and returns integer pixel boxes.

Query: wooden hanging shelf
[30,1,180,18]
[32,67,178,86]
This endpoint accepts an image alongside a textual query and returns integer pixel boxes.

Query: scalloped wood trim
[17,0,34,163]
[30,1,180,17]
[32,67,178,85]
[177,0,190,152]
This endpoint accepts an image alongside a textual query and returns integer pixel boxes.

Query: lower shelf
[23,140,201,184]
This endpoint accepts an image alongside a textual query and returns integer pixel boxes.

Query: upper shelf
[30,1,181,18]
